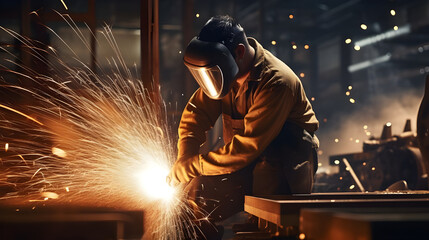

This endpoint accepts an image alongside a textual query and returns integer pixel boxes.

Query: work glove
[167,155,201,186]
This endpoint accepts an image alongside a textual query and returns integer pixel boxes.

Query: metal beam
[141,0,160,103]
[244,193,429,237]
[182,0,196,99]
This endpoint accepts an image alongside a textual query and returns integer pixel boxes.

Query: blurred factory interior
[1,0,429,239]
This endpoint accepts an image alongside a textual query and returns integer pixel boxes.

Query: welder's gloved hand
[167,155,201,186]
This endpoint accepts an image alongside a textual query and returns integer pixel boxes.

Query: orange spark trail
[0,104,44,126]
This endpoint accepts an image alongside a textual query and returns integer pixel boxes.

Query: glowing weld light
[136,162,176,202]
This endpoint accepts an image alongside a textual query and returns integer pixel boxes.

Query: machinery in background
[322,119,428,192]
[314,75,429,193]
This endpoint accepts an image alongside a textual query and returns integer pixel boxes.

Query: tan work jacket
[178,38,319,176]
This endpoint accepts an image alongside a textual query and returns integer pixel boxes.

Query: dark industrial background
[1,0,429,185]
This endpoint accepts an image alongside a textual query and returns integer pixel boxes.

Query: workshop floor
[218,211,252,239]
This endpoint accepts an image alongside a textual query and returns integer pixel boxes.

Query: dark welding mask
[184,37,239,99]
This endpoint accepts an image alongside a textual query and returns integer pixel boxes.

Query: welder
[167,15,319,239]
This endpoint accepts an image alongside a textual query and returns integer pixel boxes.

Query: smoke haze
[317,88,424,173]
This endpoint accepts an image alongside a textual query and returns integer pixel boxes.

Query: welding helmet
[184,37,239,99]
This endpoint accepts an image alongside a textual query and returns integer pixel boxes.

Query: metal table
[244,192,429,237]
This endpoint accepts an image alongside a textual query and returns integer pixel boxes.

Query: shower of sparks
[0,12,204,240]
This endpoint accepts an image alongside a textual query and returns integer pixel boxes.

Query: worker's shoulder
[261,49,299,87]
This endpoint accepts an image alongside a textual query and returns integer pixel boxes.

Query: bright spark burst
[136,162,176,201]
[0,11,202,240]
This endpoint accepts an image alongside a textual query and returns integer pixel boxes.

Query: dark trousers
[185,122,318,223]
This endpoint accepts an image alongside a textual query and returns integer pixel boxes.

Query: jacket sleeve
[177,88,222,159]
[199,78,297,175]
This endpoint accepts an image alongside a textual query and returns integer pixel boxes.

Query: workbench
[243,192,429,239]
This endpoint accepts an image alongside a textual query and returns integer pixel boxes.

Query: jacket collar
[247,37,265,82]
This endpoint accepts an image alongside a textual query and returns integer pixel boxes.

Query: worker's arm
[168,88,222,184]
[199,78,297,175]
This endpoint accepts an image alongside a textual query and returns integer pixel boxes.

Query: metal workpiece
[244,193,429,238]
[0,206,144,240]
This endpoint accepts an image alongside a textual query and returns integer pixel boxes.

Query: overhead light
[304,44,309,49]
[390,9,396,16]
[289,14,294,19]
[271,40,277,45]
[345,38,352,44]
[292,44,297,49]
[354,45,361,51]
[355,24,410,47]
[348,53,392,72]
[360,24,368,30]
[393,26,398,31]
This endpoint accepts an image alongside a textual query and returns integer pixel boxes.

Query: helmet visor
[187,65,224,99]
